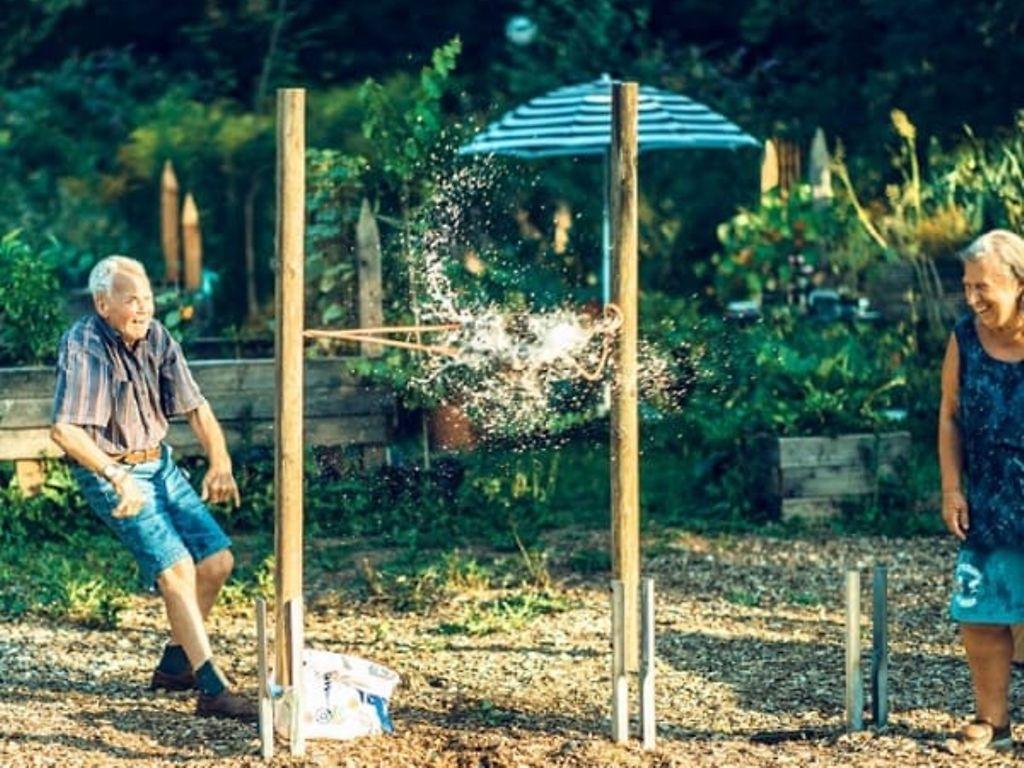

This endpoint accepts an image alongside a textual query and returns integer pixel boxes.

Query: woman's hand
[942,489,970,541]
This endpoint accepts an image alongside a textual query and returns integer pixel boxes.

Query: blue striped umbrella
[460,74,759,302]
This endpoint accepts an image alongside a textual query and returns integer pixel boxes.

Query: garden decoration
[265,82,655,757]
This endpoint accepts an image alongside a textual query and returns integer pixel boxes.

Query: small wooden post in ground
[182,192,203,292]
[610,580,628,744]
[274,87,306,701]
[640,577,656,750]
[255,598,274,759]
[845,568,864,731]
[161,160,181,283]
[871,564,889,727]
[610,80,640,674]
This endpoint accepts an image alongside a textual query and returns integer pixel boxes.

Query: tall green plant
[0,230,66,365]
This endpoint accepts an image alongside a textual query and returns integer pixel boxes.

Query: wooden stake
[760,140,779,196]
[287,598,305,756]
[255,598,274,760]
[871,564,889,727]
[181,192,203,292]
[161,160,181,283]
[640,577,656,750]
[274,87,305,690]
[357,198,384,358]
[610,81,640,673]
[610,580,628,744]
[845,568,864,732]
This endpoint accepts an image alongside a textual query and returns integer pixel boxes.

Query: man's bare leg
[158,557,214,668]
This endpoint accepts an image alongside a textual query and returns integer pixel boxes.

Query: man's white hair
[88,255,148,298]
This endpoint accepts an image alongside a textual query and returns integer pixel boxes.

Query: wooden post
[808,127,833,207]
[610,580,628,744]
[357,198,384,358]
[871,564,889,727]
[255,598,274,760]
[274,87,305,689]
[610,81,640,673]
[760,140,779,196]
[640,577,656,750]
[161,160,181,284]
[14,460,45,497]
[845,568,864,731]
[181,193,203,292]
[287,597,306,756]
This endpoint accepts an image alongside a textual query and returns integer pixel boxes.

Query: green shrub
[0,230,67,365]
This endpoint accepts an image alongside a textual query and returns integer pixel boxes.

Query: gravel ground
[2,531,1022,767]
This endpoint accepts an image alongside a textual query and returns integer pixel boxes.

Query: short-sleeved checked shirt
[52,314,207,454]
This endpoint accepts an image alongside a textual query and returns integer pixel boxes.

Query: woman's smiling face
[963,253,1024,330]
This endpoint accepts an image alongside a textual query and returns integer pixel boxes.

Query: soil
[1,531,1021,767]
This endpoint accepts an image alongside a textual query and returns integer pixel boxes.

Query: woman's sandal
[944,718,1013,754]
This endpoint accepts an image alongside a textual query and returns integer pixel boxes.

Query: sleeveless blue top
[955,314,1024,549]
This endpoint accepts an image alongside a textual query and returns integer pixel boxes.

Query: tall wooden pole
[274,87,305,687]
[610,81,640,672]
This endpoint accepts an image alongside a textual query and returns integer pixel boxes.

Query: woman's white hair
[88,255,148,298]
[960,229,1024,281]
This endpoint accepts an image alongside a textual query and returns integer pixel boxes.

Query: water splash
[394,153,687,439]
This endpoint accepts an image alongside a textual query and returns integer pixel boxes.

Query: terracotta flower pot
[427,403,477,452]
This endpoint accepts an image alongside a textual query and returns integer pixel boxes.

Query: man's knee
[157,557,197,596]
[196,549,234,585]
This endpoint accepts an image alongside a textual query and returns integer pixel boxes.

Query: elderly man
[50,255,255,722]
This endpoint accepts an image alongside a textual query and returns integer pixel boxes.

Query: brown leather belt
[115,445,163,465]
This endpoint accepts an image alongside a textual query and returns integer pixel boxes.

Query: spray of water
[394,153,686,439]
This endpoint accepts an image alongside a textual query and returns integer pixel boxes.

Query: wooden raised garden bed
[759,431,912,521]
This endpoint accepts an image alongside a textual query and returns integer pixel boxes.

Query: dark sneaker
[196,689,258,722]
[945,719,1013,754]
[149,668,196,692]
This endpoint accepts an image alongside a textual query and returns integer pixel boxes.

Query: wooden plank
[609,81,640,674]
[0,387,394,429]
[777,433,910,469]
[780,463,902,498]
[0,358,374,400]
[0,415,388,462]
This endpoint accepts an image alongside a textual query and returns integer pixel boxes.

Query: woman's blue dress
[950,314,1024,623]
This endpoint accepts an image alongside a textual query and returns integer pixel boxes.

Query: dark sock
[157,644,190,675]
[195,660,227,697]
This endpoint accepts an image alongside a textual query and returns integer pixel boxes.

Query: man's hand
[112,473,147,519]
[201,463,241,508]
[942,488,969,541]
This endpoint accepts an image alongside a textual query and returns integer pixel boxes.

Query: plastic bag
[273,648,400,741]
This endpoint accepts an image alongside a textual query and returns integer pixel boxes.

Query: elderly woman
[939,229,1024,752]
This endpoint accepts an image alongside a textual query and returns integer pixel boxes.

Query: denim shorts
[73,445,232,590]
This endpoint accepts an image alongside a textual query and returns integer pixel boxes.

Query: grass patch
[436,590,572,637]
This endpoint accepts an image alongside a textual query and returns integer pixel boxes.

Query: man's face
[95,270,154,344]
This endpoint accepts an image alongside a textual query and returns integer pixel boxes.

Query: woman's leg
[962,623,1013,726]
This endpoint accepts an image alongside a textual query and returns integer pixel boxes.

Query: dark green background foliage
[0,0,1021,325]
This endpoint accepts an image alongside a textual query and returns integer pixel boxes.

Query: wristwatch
[101,463,128,485]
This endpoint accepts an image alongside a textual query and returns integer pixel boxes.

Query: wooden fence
[0,359,394,491]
